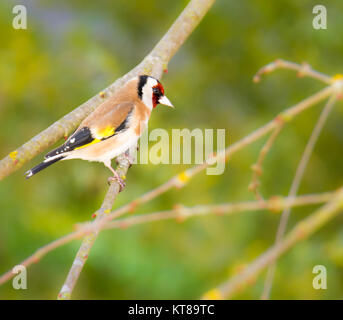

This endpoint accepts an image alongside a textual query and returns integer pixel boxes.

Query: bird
[25,75,173,188]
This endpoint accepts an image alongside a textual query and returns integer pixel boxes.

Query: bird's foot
[107,171,126,192]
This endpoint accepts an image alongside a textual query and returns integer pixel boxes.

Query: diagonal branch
[0,0,216,181]
[261,94,338,299]
[202,188,343,300]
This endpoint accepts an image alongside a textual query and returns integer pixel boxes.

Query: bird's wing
[82,101,135,140]
[44,102,134,160]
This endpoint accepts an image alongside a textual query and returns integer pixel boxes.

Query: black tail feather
[25,156,64,179]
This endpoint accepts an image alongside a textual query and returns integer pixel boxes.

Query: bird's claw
[107,173,126,192]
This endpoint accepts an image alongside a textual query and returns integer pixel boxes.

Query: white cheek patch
[142,77,158,110]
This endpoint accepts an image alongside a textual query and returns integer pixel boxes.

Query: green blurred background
[1,0,343,299]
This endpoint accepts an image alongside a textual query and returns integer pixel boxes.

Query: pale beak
[158,95,174,108]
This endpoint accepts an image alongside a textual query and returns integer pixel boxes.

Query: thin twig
[0,192,334,286]
[202,188,343,300]
[253,59,332,84]
[249,121,284,200]
[261,94,338,299]
[104,192,335,229]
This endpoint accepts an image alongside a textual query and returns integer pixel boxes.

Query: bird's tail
[25,156,65,179]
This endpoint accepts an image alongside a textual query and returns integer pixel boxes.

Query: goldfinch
[25,75,173,187]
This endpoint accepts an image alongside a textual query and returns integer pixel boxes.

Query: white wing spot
[26,170,33,177]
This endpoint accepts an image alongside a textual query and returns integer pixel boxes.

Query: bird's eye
[153,87,160,95]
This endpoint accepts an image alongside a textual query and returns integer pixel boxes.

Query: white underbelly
[99,135,138,161]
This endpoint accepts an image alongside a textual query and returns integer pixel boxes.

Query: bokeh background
[1,0,343,299]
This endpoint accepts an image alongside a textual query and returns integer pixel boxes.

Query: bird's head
[137,75,174,110]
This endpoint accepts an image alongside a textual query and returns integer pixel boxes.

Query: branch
[104,192,335,229]
[202,188,343,300]
[0,192,334,287]
[248,121,284,200]
[54,0,216,300]
[0,0,216,181]
[57,155,130,300]
[261,94,338,299]
[253,59,333,84]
